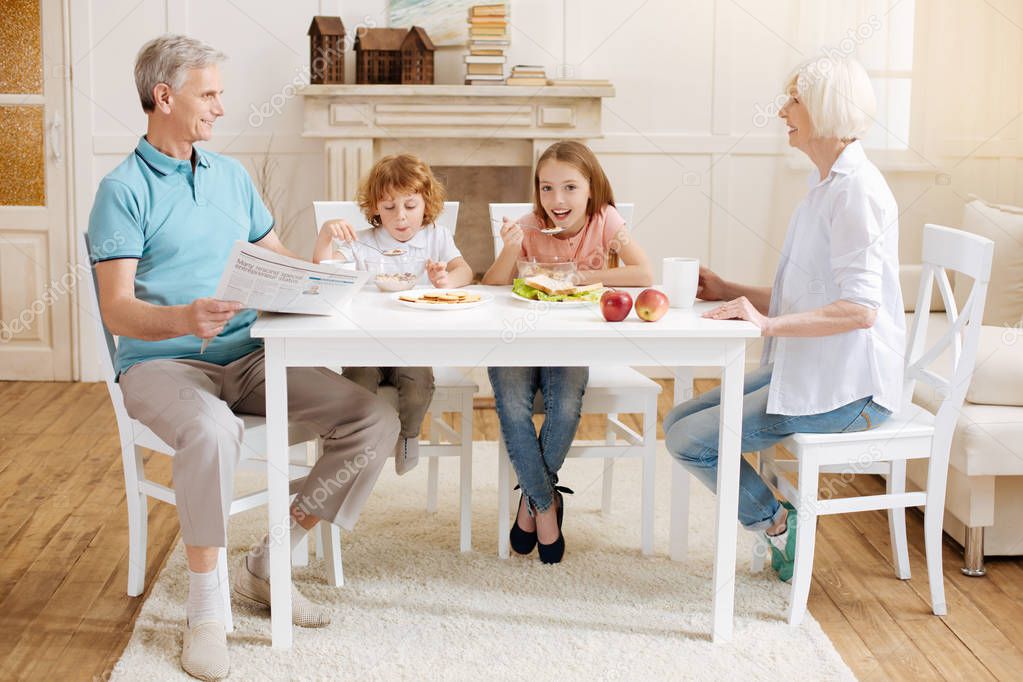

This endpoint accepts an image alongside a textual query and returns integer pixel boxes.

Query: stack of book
[465,3,509,85]
[506,65,547,86]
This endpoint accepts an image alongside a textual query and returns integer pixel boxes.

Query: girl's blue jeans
[488,366,588,512]
[663,364,891,530]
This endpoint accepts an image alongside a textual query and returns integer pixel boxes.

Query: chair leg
[925,504,948,615]
[925,453,950,615]
[427,413,440,513]
[887,460,911,580]
[669,458,690,562]
[289,470,311,568]
[601,414,616,515]
[126,445,148,597]
[458,394,473,553]
[426,457,440,512]
[497,438,512,559]
[292,534,310,567]
[788,457,819,626]
[321,521,344,588]
[218,547,234,633]
[640,400,657,556]
[310,440,324,561]
[751,533,768,573]
[962,526,986,577]
[750,448,772,572]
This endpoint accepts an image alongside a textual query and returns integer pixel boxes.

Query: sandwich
[513,276,605,302]
[523,275,577,296]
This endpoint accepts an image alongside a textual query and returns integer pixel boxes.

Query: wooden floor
[2,379,1023,680]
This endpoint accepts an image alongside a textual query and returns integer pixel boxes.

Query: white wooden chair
[488,202,662,557]
[312,201,477,552]
[677,224,993,625]
[82,235,344,631]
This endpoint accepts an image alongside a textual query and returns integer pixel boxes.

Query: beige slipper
[233,559,332,628]
[181,620,229,681]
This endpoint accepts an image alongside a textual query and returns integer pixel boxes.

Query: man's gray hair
[134,34,226,112]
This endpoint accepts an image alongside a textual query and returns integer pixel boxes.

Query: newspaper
[213,241,369,316]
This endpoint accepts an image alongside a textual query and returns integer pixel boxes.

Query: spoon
[333,237,406,257]
[490,218,564,235]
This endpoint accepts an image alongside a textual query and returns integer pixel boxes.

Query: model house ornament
[401,26,435,85]
[308,16,346,84]
[355,26,435,84]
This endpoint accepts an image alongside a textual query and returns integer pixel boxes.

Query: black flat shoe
[537,486,573,565]
[509,487,537,555]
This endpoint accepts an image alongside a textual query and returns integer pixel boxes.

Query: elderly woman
[664,57,905,581]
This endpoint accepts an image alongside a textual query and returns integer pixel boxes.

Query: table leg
[670,366,695,562]
[266,339,293,649]
[711,347,744,643]
[669,459,690,562]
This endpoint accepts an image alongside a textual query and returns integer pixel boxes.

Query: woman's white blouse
[761,141,905,416]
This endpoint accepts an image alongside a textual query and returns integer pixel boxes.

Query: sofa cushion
[967,325,1023,406]
[908,311,1023,474]
[956,197,1023,326]
[914,386,1023,476]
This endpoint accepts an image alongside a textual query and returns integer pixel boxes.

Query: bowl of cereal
[516,258,578,282]
[364,257,425,292]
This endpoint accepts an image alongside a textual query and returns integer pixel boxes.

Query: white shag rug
[112,442,855,681]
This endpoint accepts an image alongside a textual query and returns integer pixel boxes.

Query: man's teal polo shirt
[88,136,273,375]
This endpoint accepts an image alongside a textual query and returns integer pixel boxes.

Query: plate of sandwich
[395,289,493,310]
[510,275,605,307]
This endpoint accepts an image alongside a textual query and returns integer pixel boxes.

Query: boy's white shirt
[339,223,461,284]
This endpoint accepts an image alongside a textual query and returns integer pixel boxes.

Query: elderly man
[88,35,399,681]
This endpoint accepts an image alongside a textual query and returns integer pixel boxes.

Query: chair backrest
[80,233,140,446]
[902,223,994,453]
[313,201,460,235]
[488,202,635,260]
[81,233,121,385]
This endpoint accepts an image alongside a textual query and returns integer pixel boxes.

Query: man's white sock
[187,566,224,627]
[246,521,310,580]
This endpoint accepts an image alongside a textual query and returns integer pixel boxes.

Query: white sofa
[905,196,1023,574]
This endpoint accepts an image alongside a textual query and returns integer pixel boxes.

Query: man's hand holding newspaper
[200,241,369,353]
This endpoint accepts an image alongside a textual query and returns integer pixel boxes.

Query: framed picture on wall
[389,0,502,46]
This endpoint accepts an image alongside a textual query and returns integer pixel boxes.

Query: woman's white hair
[785,56,876,141]
[134,34,226,112]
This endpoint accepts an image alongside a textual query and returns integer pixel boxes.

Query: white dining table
[251,284,760,648]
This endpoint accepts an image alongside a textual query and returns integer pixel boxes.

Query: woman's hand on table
[426,259,450,288]
[703,296,772,334]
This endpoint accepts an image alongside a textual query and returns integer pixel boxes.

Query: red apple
[600,289,633,322]
[635,288,669,322]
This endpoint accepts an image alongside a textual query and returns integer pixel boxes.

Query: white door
[0,0,73,380]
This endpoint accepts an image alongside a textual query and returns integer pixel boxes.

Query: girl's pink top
[515,204,626,271]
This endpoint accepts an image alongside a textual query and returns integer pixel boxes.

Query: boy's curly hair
[357,154,447,226]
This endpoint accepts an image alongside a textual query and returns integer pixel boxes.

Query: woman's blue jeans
[488,366,588,512]
[663,364,892,530]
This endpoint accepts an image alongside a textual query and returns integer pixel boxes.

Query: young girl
[482,140,653,563]
[313,154,473,474]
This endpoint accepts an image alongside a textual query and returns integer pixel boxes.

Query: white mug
[662,257,699,308]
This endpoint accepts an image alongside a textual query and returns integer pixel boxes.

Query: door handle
[49,114,62,162]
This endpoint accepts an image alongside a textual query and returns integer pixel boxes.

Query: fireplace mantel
[300,84,615,200]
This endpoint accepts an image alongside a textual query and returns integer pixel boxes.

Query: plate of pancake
[394,289,493,311]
